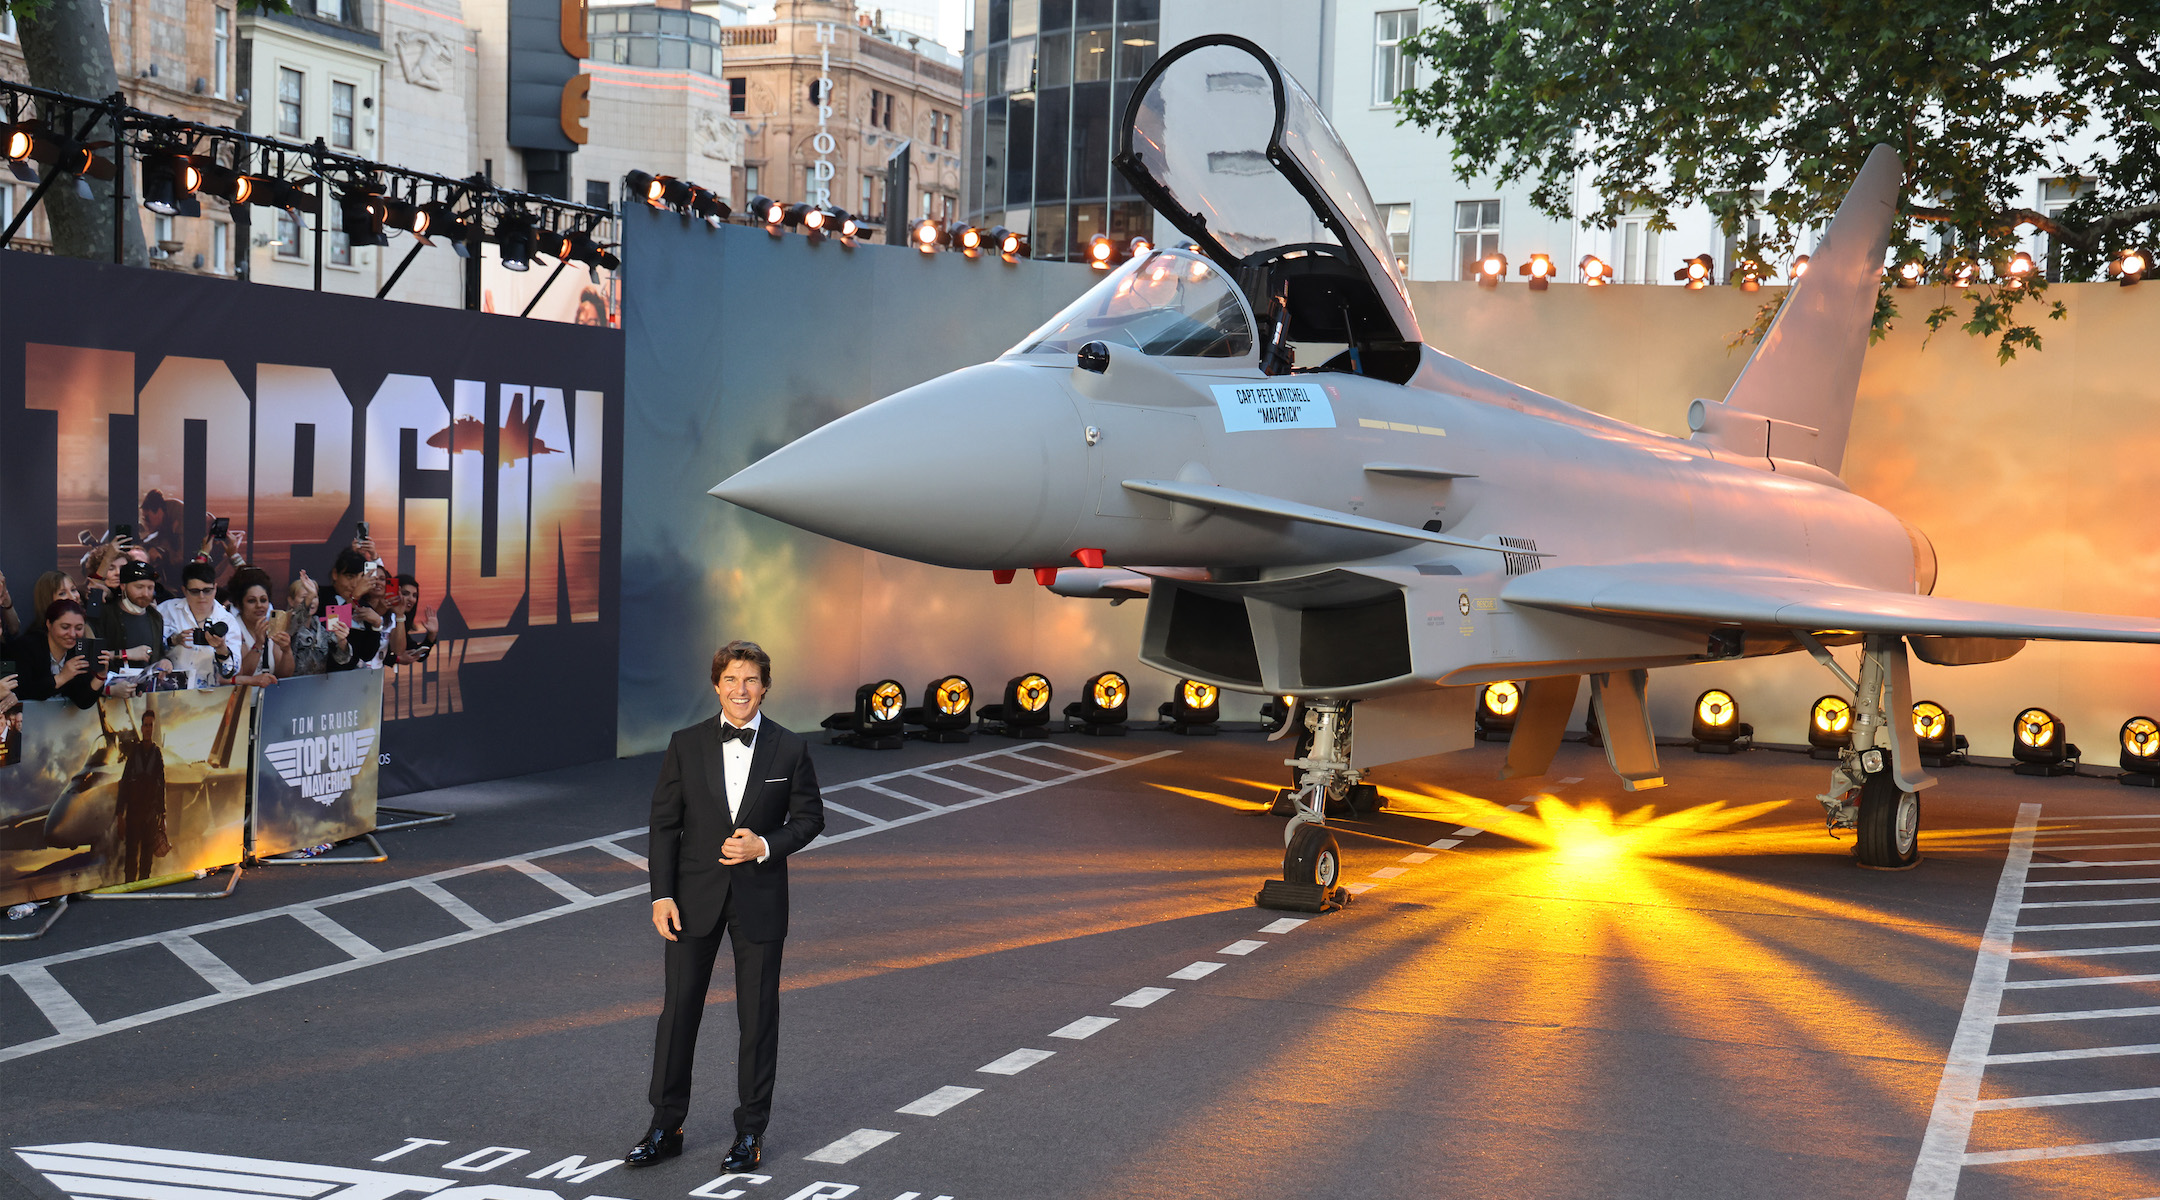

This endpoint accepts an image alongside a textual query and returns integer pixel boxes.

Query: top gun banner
[0,251,623,797]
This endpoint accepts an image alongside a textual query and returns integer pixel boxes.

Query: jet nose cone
[711,362,1085,568]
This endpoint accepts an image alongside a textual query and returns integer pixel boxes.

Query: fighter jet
[714,35,2160,906]
[426,394,564,465]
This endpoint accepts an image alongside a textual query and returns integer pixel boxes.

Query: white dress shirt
[720,711,770,862]
[156,597,242,680]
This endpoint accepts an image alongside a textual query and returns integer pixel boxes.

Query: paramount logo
[264,730,377,805]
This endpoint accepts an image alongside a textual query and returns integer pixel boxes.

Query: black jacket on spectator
[5,632,99,709]
[323,594,382,671]
[98,602,166,662]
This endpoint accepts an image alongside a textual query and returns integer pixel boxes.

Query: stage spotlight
[1259,694,1298,736]
[1913,701,1967,768]
[495,212,535,271]
[649,176,693,210]
[1477,252,1506,288]
[2121,717,2160,786]
[1895,258,1923,288]
[797,205,836,232]
[1691,688,1752,753]
[781,202,814,229]
[1159,679,1220,735]
[913,217,945,251]
[382,195,429,238]
[624,169,658,205]
[750,194,783,226]
[1790,254,1810,278]
[821,679,907,749]
[1087,233,1115,269]
[1579,254,1611,285]
[1064,671,1130,735]
[980,672,1055,738]
[693,189,731,225]
[419,200,471,246]
[533,227,571,260]
[337,185,388,246]
[989,225,1024,257]
[1475,681,1521,740]
[2011,706,2078,776]
[1517,253,1554,291]
[139,151,202,217]
[899,674,973,743]
[954,223,985,254]
[1735,257,1765,291]
[1808,694,1853,759]
[1674,253,1713,288]
[2,120,31,162]
[1948,258,1977,288]
[2005,250,2036,288]
[2112,247,2149,287]
[1128,235,1153,256]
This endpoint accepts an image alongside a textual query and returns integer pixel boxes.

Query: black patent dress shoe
[624,1127,683,1168]
[719,1133,761,1173]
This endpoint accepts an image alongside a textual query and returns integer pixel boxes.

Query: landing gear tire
[1285,824,1342,889]
[1855,771,1921,869]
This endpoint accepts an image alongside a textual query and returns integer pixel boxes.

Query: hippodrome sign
[811,22,838,206]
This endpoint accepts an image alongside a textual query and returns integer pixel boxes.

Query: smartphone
[209,515,230,540]
[0,660,16,681]
[113,522,134,541]
[355,520,371,542]
[384,577,400,598]
[409,643,433,662]
[328,603,353,627]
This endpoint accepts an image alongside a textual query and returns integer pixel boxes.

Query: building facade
[721,0,963,239]
[0,0,247,276]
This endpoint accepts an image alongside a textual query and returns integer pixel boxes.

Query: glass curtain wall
[968,0,1158,260]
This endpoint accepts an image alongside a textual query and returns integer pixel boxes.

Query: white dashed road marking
[1259,918,1308,934]
[895,1086,981,1117]
[1112,987,1173,1008]
[977,1049,1056,1075]
[1167,961,1223,980]
[1217,940,1268,956]
[1048,1016,1118,1040]
[803,1130,899,1164]
[1366,867,1406,879]
[1427,838,1463,850]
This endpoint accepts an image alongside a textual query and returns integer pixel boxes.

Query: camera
[205,620,228,639]
[209,515,230,541]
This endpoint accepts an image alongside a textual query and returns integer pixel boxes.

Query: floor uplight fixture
[1808,694,1854,759]
[2120,717,2160,786]
[1476,681,1521,740]
[1064,671,1130,735]
[1160,679,1220,735]
[1913,701,1967,768]
[1692,688,1752,753]
[901,674,972,742]
[822,679,907,749]
[2011,706,2078,776]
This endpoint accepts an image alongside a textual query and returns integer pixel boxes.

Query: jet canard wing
[1504,564,2160,645]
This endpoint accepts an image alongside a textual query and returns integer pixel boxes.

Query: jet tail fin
[1702,144,1901,476]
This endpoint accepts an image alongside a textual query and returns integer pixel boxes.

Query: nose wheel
[1257,701,1355,913]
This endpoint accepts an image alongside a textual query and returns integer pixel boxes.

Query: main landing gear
[1809,633,1926,870]
[1257,700,1358,912]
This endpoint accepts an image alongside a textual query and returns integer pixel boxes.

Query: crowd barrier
[0,671,386,911]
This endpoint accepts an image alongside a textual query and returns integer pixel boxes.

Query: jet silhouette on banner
[713,35,2160,902]
[426,394,564,466]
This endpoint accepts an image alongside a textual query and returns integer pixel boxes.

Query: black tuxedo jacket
[649,715,825,942]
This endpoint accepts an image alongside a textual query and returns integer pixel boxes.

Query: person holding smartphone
[13,600,108,709]
[233,576,288,684]
[96,560,170,679]
[324,548,384,672]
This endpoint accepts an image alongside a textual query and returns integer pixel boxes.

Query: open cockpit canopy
[1114,34,1422,355]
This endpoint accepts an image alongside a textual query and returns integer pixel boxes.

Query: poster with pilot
[249,671,385,859]
[480,238,620,328]
[0,690,249,908]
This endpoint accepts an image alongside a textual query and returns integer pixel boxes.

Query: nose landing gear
[1257,700,1357,912]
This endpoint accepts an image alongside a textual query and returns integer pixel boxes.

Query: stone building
[719,0,963,240]
[0,1,246,274]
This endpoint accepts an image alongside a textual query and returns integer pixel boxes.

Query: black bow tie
[718,722,755,746]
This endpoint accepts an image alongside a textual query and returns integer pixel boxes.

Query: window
[153,213,174,248]
[922,189,933,219]
[1619,214,1660,284]
[275,211,302,258]
[213,10,229,97]
[2040,177,2081,280]
[1378,203,1412,275]
[586,180,609,208]
[861,173,879,221]
[941,194,955,221]
[277,68,304,138]
[1074,28,1111,82]
[0,9,14,39]
[727,76,746,113]
[1454,199,1499,282]
[330,81,355,149]
[1720,207,1762,284]
[883,92,895,129]
[330,201,352,265]
[211,222,228,273]
[1373,10,1417,106]
[744,165,759,196]
[938,111,952,148]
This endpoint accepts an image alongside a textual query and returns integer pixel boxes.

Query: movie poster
[251,671,385,859]
[0,251,623,797]
[0,691,249,908]
[480,240,620,328]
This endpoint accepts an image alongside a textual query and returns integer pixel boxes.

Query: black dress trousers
[649,891,784,1134]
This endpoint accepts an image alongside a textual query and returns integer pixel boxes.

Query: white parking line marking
[2010,942,2160,960]
[1366,867,1407,879]
[1505,804,1530,812]
[1906,802,2039,1199]
[2015,917,2160,932]
[1048,1016,1118,1040]
[978,1049,1055,1075]
[1452,826,1485,836]
[2022,897,2160,909]
[1112,987,1172,1008]
[2040,841,2160,851]
[1994,1005,2160,1024]
[803,1130,898,1164]
[1427,838,1463,850]
[1218,940,1267,956]
[1344,882,1377,894]
[1399,852,1435,864]
[1259,918,1308,934]
[1986,1042,2160,1064]
[2031,859,2160,868]
[2004,972,2160,990]
[2026,876,2160,887]
[1963,1135,2160,1165]
[408,881,494,932]
[2040,826,2160,836]
[1974,1085,2160,1111]
[1167,961,1223,980]
[895,1086,981,1116]
[162,936,252,996]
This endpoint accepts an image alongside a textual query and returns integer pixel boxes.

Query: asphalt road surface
[6,727,2159,1200]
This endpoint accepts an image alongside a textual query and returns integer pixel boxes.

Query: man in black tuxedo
[627,640,825,1174]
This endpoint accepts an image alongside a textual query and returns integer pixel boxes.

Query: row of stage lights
[625,167,868,243]
[1478,249,2151,291]
[1476,682,2160,783]
[819,671,1223,748]
[1,82,614,276]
